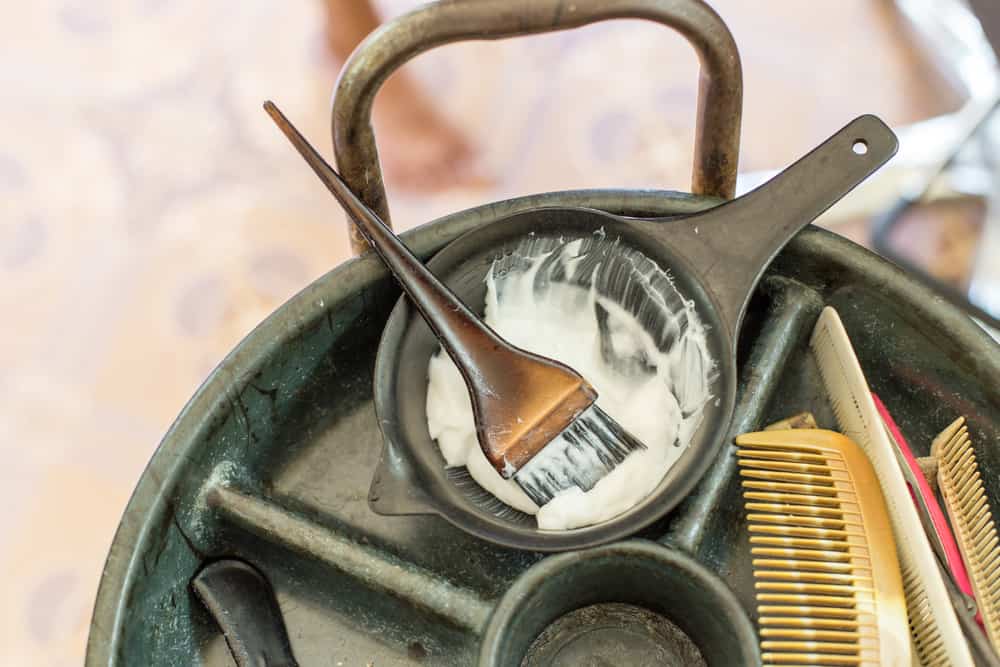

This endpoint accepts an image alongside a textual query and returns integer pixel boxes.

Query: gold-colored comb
[932,416,1000,652]
[736,428,910,666]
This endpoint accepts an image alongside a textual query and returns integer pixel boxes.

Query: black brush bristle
[513,405,646,506]
[445,467,534,524]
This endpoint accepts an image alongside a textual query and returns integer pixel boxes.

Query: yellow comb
[736,428,911,666]
[932,416,1000,652]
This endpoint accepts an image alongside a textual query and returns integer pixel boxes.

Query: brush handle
[265,102,596,474]
[264,102,506,372]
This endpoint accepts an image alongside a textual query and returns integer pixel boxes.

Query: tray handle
[332,0,743,254]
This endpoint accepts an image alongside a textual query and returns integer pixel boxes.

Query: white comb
[809,306,972,666]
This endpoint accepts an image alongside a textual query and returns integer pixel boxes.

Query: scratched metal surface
[85,189,1000,666]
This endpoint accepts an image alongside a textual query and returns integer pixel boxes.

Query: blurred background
[3,0,999,663]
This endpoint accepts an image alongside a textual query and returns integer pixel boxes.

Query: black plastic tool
[191,559,299,667]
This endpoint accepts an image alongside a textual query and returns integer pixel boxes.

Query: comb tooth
[736,440,831,453]
[956,473,979,499]
[986,567,1000,587]
[981,539,1000,563]
[744,491,843,508]
[940,430,963,458]
[750,535,852,549]
[954,450,976,476]
[749,525,851,540]
[958,483,985,514]
[745,502,846,519]
[759,616,861,629]
[756,605,860,620]
[740,469,838,486]
[751,547,852,562]
[982,549,1000,577]
[739,459,837,475]
[742,480,840,497]
[946,443,968,468]
[970,507,992,536]
[755,570,863,584]
[911,624,947,659]
[947,426,969,448]
[952,459,975,487]
[752,558,856,573]
[755,594,858,607]
[977,532,999,556]
[956,475,981,506]
[740,468,836,487]
[738,448,837,461]
[755,582,870,596]
[973,494,991,517]
[972,512,996,556]
[737,448,830,463]
[747,514,848,530]
[737,444,834,455]
[761,652,863,665]
[761,640,860,653]
[761,629,863,642]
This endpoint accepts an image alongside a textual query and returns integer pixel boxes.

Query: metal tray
[85,187,1000,666]
[86,0,1000,663]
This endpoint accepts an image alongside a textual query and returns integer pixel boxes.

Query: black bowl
[372,207,736,551]
[478,540,760,666]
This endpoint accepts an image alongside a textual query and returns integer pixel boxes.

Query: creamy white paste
[425,233,714,530]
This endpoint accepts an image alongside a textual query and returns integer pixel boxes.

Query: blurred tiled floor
[0,1,969,663]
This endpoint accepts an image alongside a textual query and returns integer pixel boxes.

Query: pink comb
[872,393,975,603]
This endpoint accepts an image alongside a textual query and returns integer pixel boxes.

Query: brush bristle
[445,467,534,524]
[937,419,1000,651]
[513,405,645,506]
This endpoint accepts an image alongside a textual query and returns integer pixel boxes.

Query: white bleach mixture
[425,233,715,530]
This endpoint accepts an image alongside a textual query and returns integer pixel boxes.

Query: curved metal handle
[332,0,743,254]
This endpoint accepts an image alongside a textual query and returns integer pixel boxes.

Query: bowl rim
[476,538,760,666]
[371,205,738,551]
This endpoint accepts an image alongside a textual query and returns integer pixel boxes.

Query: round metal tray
[85,187,1000,666]
[87,0,1000,662]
